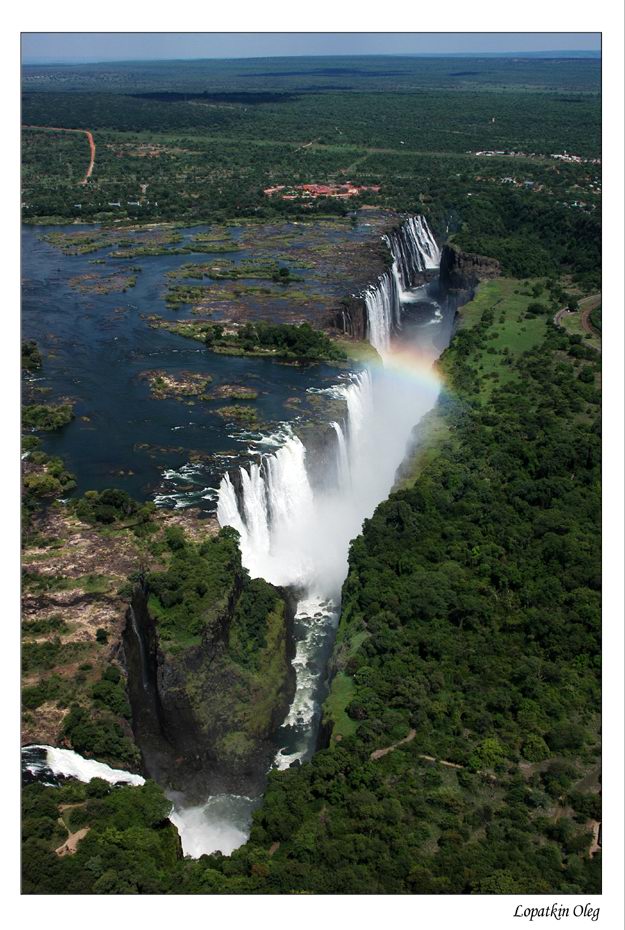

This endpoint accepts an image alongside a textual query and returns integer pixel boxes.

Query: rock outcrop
[439,243,501,304]
[329,295,369,340]
[123,529,296,800]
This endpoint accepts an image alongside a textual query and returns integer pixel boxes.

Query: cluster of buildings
[263,182,381,200]
[549,152,601,165]
[70,200,158,210]
[470,149,601,166]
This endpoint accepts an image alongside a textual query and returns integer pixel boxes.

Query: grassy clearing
[451,277,549,399]
[323,672,357,739]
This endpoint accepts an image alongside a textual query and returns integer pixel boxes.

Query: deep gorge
[149,215,453,855]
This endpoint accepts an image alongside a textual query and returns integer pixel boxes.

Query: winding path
[369,730,494,780]
[23,125,95,185]
[370,729,416,760]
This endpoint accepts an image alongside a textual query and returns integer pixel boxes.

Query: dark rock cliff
[439,243,501,305]
[123,558,296,801]
[328,295,369,341]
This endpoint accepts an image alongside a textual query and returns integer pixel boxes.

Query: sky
[21,32,601,64]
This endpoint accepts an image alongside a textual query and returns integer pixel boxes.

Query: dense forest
[21,53,601,896]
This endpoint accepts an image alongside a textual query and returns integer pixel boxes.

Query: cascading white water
[22,745,145,786]
[331,421,350,490]
[174,215,443,858]
[217,368,397,597]
[364,214,440,352]
[240,463,271,555]
[364,271,399,355]
[385,215,441,291]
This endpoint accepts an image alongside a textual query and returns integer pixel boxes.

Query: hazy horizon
[21,32,601,65]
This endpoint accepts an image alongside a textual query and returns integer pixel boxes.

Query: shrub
[22,404,74,431]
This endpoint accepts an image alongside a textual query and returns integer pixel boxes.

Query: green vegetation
[91,665,131,719]
[22,340,43,371]
[22,448,76,510]
[68,271,137,294]
[155,318,346,362]
[219,321,346,361]
[22,571,113,596]
[22,613,67,636]
[23,403,74,432]
[21,779,181,894]
[21,285,601,894]
[215,405,260,428]
[143,370,213,400]
[590,305,601,332]
[141,526,294,775]
[322,672,357,739]
[74,488,156,527]
[22,56,599,242]
[449,190,600,290]
[167,258,299,282]
[21,634,140,769]
[62,702,139,768]
[145,525,242,645]
[212,384,258,401]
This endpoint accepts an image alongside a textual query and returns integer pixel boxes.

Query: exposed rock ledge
[438,243,501,302]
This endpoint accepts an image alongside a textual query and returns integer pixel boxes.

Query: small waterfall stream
[171,215,446,857]
[128,605,150,692]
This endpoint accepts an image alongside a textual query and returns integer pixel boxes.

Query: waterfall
[385,215,441,291]
[216,473,246,537]
[240,464,271,555]
[182,214,444,858]
[363,270,399,355]
[363,214,440,353]
[217,433,316,587]
[331,421,350,490]
[216,365,436,598]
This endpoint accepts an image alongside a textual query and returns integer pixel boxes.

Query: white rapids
[23,745,145,786]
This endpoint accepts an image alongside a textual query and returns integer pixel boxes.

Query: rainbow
[369,344,448,397]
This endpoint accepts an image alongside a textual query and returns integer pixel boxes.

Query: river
[170,216,455,856]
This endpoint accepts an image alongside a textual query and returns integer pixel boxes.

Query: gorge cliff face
[123,527,295,800]
[329,295,369,340]
[438,243,501,304]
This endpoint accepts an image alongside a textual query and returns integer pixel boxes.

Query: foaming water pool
[168,794,260,857]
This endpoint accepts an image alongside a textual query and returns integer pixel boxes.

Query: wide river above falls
[21,221,374,510]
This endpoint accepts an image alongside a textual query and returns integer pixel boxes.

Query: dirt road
[553,293,601,351]
[55,826,90,857]
[23,125,95,185]
[370,729,416,760]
